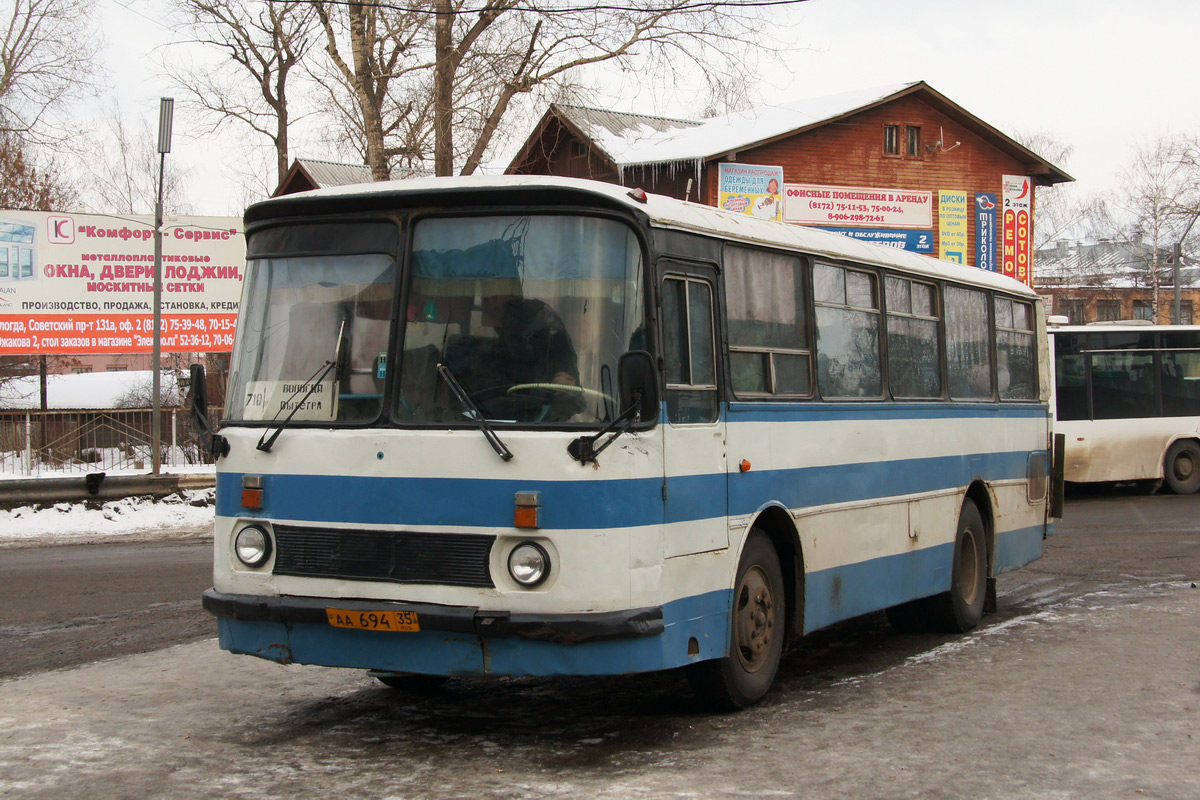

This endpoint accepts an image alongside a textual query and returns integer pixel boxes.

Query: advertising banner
[0,211,244,356]
[937,190,968,264]
[975,192,998,271]
[718,163,784,221]
[1002,176,1033,285]
[812,227,933,252]
[784,184,933,228]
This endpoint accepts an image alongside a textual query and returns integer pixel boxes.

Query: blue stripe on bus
[803,523,1044,631]
[727,401,1049,423]
[217,448,1037,528]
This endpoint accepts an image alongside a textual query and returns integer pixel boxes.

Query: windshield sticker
[242,379,339,422]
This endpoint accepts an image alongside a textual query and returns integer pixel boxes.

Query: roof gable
[509,81,1072,185]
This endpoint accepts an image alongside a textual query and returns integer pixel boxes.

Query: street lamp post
[152,98,174,474]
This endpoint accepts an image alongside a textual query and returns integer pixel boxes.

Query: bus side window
[945,286,994,400]
[662,277,719,424]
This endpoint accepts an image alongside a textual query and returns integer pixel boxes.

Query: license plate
[326,608,420,632]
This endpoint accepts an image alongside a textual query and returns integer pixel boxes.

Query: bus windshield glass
[226,221,399,425]
[397,215,644,425]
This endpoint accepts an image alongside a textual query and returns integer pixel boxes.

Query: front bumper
[202,589,664,645]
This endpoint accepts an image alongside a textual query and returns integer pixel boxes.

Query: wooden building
[506,81,1072,275]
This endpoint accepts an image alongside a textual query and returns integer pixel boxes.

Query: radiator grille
[272,525,495,588]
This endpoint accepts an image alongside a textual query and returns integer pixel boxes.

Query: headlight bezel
[507,541,550,587]
[234,524,273,569]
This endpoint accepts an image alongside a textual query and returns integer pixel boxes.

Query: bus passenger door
[659,266,729,557]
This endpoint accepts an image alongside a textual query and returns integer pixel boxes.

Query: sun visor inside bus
[248,222,399,256]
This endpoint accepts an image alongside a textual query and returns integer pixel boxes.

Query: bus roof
[251,175,1039,299]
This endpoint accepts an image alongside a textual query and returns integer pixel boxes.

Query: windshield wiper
[257,320,345,453]
[567,399,641,465]
[437,364,513,461]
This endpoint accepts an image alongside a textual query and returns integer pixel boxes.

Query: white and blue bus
[198,176,1059,708]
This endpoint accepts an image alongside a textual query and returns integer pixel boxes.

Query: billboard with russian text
[0,211,244,356]
[783,183,933,229]
[718,164,784,221]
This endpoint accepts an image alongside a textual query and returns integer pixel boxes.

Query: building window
[1181,301,1194,325]
[71,366,92,374]
[1133,300,1154,321]
[1061,298,1086,325]
[106,365,128,372]
[906,126,922,157]
[1096,300,1121,321]
[883,124,899,156]
[569,141,588,159]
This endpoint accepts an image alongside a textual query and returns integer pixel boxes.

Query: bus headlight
[508,542,550,587]
[234,525,272,568]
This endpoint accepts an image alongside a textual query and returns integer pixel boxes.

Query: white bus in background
[1049,320,1200,493]
[195,176,1058,709]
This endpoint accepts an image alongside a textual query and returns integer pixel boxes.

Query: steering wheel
[506,383,616,405]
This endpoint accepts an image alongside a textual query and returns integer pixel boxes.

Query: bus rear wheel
[687,529,785,710]
[929,500,988,633]
[1164,440,1200,494]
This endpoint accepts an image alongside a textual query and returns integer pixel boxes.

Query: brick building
[506,81,1072,276]
[1034,238,1200,325]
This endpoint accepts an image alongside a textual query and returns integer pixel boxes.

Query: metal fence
[0,407,223,477]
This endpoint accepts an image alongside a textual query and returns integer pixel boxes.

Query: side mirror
[617,350,658,425]
[190,364,229,459]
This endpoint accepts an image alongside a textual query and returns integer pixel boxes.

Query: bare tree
[1016,130,1104,250]
[312,0,432,180]
[0,0,100,140]
[165,0,319,188]
[1094,135,1200,321]
[303,0,777,178]
[77,105,191,215]
[437,1,777,176]
[0,129,76,209]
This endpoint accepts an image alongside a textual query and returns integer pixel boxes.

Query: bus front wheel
[687,529,785,710]
[1164,440,1200,494]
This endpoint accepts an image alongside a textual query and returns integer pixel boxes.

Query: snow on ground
[0,487,215,548]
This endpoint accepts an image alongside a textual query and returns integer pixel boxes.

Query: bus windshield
[226,214,645,428]
[397,215,644,425]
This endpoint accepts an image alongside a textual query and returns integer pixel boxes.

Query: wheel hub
[734,565,776,673]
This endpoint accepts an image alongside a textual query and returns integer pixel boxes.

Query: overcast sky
[93,0,1200,215]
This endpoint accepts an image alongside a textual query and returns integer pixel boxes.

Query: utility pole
[152,98,174,475]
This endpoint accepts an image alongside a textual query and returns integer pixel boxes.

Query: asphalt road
[1,490,1197,798]
[0,539,213,680]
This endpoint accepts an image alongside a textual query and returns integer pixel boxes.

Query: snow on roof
[590,82,919,167]
[0,370,181,410]
[292,158,432,189]
[1034,239,1196,290]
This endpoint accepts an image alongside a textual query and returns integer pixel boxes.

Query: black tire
[929,500,988,633]
[370,671,450,692]
[687,530,785,710]
[1163,440,1200,494]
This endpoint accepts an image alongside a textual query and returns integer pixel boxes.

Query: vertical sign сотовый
[1001,176,1033,285]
